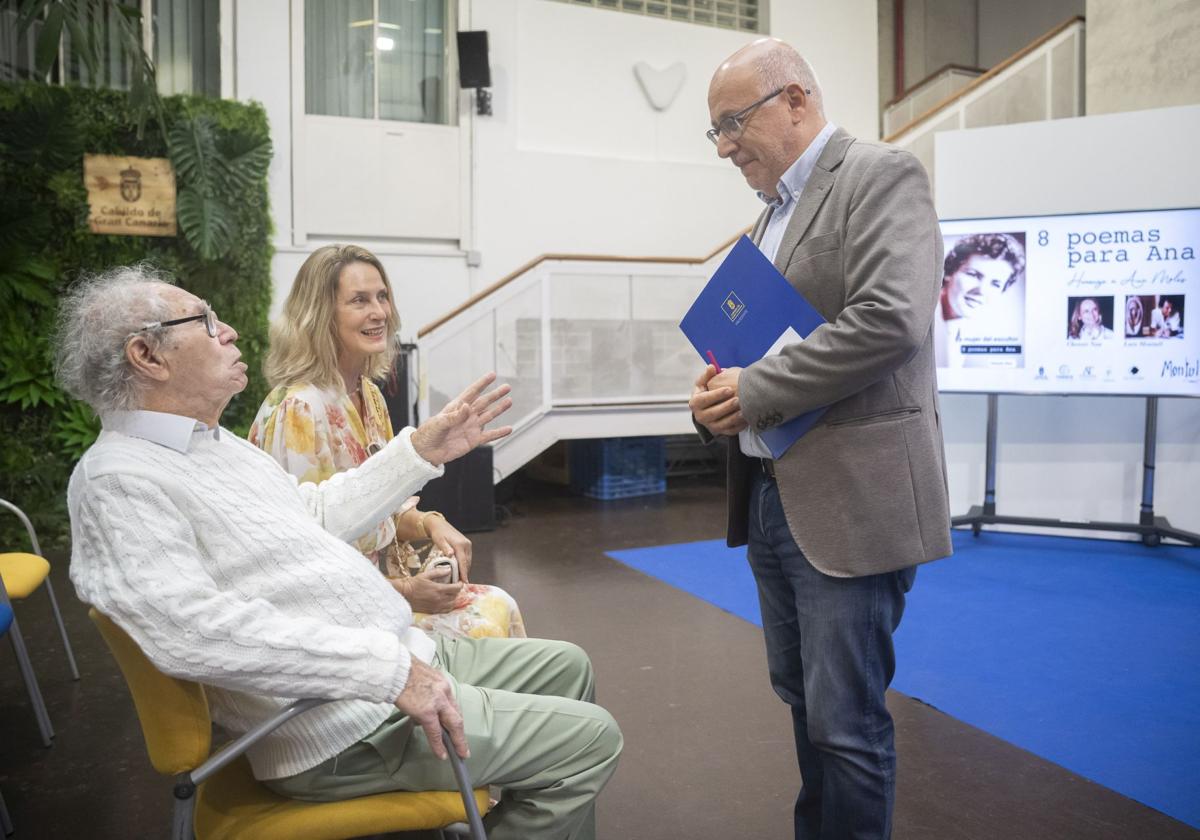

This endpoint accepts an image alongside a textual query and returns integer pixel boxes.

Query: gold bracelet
[416,510,445,539]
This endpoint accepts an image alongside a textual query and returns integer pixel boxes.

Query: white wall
[935,106,1200,537]
[768,0,878,142]
[1085,0,1200,116]
[230,0,880,337]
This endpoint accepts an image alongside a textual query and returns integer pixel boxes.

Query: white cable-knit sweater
[68,415,442,779]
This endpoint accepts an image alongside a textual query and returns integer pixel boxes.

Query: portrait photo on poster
[1067,295,1115,341]
[1124,294,1156,338]
[1148,294,1185,338]
[935,231,1027,369]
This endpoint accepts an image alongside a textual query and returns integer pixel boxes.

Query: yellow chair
[89,609,490,840]
[0,498,80,747]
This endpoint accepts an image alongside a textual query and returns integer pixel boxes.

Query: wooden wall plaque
[84,154,177,237]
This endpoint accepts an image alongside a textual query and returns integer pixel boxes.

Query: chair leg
[42,577,80,680]
[0,787,13,836]
[7,619,53,746]
[172,778,196,840]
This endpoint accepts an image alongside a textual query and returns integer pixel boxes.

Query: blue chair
[2,598,20,835]
[0,497,80,747]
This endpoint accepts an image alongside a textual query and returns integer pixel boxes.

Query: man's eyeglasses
[705,86,809,146]
[129,304,219,340]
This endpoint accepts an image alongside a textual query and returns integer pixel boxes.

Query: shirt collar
[757,122,839,208]
[102,410,220,453]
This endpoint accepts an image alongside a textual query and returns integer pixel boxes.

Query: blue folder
[679,235,828,458]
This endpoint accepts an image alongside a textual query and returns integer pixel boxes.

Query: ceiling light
[376,36,395,50]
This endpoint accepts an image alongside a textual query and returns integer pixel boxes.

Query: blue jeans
[747,469,916,840]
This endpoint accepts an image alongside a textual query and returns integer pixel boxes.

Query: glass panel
[545,0,757,31]
[631,274,707,398]
[378,0,448,124]
[494,283,545,429]
[0,6,40,81]
[63,4,131,91]
[154,0,220,97]
[550,274,633,400]
[306,0,374,118]
[425,313,495,416]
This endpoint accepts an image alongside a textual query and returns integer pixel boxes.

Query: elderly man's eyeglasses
[129,304,219,340]
[706,87,807,146]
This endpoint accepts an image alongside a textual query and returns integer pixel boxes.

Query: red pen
[706,350,722,373]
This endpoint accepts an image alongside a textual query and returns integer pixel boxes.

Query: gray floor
[1,476,1196,839]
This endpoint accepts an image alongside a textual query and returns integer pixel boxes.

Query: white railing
[886,17,1085,191]
[417,242,739,479]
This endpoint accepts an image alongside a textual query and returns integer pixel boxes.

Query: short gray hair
[756,45,824,116]
[55,264,177,414]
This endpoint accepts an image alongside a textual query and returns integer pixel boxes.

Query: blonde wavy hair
[264,244,401,389]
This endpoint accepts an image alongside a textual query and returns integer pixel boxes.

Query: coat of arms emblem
[119,165,142,202]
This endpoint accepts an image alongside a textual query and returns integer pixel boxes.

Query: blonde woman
[249,244,526,639]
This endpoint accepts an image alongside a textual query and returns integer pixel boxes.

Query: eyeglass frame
[127,304,219,342]
[705,84,811,146]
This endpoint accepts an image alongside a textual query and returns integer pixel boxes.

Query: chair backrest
[0,601,12,635]
[89,608,213,775]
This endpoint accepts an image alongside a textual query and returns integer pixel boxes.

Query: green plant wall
[0,82,274,548]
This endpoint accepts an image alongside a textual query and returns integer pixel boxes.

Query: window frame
[302,0,459,127]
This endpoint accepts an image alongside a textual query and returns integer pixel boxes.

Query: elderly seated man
[58,265,621,840]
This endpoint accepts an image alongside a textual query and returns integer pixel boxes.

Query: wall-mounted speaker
[456,31,491,89]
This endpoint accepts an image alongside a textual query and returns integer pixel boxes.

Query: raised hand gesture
[410,372,513,466]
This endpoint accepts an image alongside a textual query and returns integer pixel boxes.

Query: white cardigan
[68,411,441,779]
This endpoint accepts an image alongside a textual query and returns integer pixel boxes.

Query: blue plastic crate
[569,436,666,500]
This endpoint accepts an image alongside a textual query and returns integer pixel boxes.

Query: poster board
[935,207,1199,396]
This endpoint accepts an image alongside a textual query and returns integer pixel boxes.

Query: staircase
[416,236,742,480]
[885,16,1085,191]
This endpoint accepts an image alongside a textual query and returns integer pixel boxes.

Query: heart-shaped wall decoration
[633,61,687,112]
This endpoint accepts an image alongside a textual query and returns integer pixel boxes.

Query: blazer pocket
[784,230,842,267]
[826,406,921,428]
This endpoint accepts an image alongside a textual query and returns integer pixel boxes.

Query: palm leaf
[176,187,234,261]
[33,3,65,77]
[217,132,273,192]
[168,114,220,192]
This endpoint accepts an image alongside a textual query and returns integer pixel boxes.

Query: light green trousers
[266,636,623,840]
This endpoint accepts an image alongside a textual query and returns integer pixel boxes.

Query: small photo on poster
[1067,295,1115,340]
[1148,294,1184,338]
[935,232,1026,368]
[1123,294,1157,338]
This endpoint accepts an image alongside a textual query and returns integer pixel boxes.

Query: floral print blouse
[249,377,526,639]
[250,378,400,563]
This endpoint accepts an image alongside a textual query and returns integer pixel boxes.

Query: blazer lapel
[749,205,773,245]
[773,127,855,272]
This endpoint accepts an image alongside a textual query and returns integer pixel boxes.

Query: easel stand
[952,394,1200,547]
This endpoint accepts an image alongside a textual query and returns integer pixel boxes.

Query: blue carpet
[606,531,1200,829]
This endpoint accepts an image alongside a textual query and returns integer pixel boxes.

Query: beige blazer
[711,128,952,577]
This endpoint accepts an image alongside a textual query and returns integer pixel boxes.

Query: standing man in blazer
[690,39,953,840]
